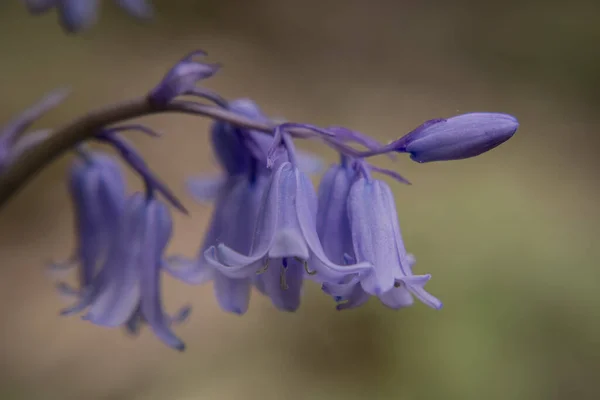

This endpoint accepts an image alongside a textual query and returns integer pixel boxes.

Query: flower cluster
[7,4,521,350]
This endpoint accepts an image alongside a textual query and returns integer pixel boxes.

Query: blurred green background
[0,0,599,399]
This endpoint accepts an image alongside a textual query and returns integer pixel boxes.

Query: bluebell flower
[206,153,373,311]
[51,152,126,295]
[24,0,153,33]
[62,192,189,351]
[323,170,442,311]
[0,88,69,171]
[167,99,276,313]
[148,50,221,106]
[389,113,518,162]
[167,173,270,314]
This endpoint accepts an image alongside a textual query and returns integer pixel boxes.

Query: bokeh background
[0,0,599,399]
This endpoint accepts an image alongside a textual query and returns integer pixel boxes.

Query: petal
[400,275,443,310]
[336,286,370,311]
[296,168,373,280]
[379,286,414,309]
[186,176,225,203]
[348,179,401,294]
[205,245,264,279]
[322,275,361,299]
[253,276,267,295]
[269,228,309,260]
[83,194,146,326]
[205,166,287,275]
[296,150,324,175]
[163,256,213,284]
[140,200,186,351]
[213,273,251,315]
[260,258,303,312]
[316,164,355,264]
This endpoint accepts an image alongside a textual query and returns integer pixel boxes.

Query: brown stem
[0,97,325,208]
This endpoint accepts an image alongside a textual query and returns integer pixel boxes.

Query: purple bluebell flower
[388,113,518,163]
[0,88,69,171]
[205,150,373,311]
[62,192,189,351]
[23,0,153,33]
[167,173,269,314]
[148,51,221,106]
[324,170,442,311]
[167,99,275,313]
[51,152,126,295]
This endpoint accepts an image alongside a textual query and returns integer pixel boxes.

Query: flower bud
[395,112,518,163]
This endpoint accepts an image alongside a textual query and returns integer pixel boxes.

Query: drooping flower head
[166,99,274,314]
[61,190,189,350]
[322,159,442,310]
[205,129,373,312]
[51,151,126,294]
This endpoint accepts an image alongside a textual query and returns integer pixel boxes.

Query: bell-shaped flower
[62,193,189,351]
[24,0,153,33]
[327,176,442,310]
[50,152,126,295]
[205,159,373,311]
[166,172,269,314]
[393,113,518,163]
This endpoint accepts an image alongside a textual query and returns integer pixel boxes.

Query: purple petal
[295,166,373,280]
[213,274,251,315]
[379,286,414,309]
[399,275,443,310]
[347,178,401,295]
[139,200,186,351]
[206,246,264,279]
[259,258,304,312]
[296,150,324,175]
[186,176,225,203]
[163,256,213,285]
[83,194,146,326]
[336,286,370,311]
[316,164,356,265]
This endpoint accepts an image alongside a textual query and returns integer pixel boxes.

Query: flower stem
[0,96,336,208]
